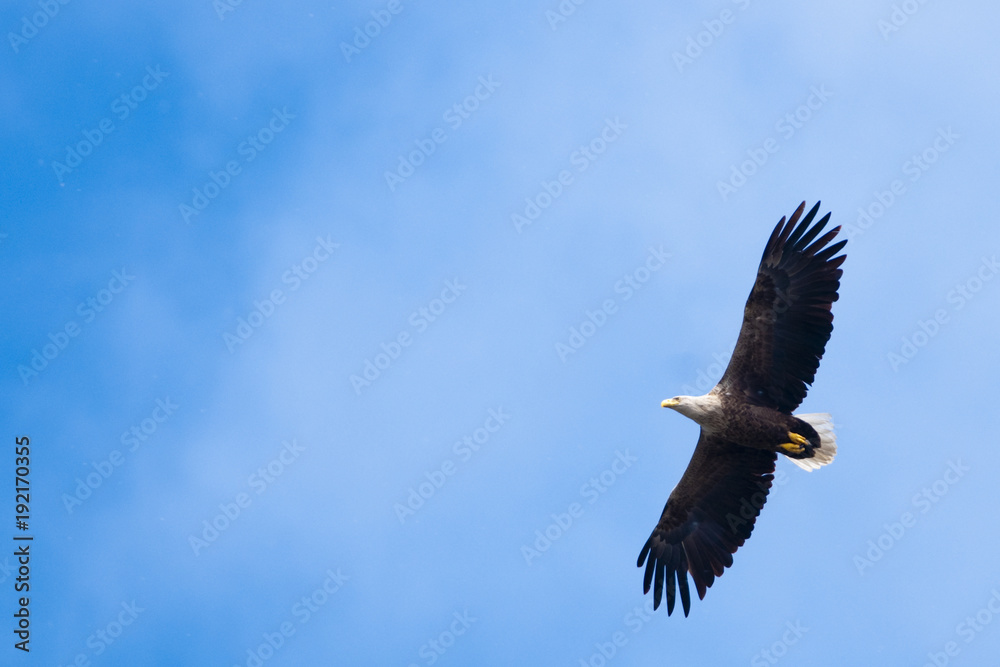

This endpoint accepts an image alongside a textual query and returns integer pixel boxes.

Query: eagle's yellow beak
[662,398,680,408]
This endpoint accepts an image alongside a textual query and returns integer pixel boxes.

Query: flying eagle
[637,201,845,616]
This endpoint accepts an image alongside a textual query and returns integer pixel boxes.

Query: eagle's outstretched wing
[718,201,846,413]
[637,432,777,615]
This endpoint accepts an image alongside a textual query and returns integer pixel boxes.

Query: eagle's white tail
[788,413,836,471]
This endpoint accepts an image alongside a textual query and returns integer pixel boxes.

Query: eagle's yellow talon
[780,432,809,454]
[779,441,805,455]
[788,432,808,446]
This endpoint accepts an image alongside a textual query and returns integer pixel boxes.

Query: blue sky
[3,1,1000,665]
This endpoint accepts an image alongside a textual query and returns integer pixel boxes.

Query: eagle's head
[661,394,721,425]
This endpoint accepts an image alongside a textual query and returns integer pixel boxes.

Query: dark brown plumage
[723,202,847,412]
[637,202,846,616]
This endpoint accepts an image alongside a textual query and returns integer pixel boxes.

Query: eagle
[637,201,845,616]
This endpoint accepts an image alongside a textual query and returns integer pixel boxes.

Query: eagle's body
[669,391,829,460]
[638,202,845,616]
